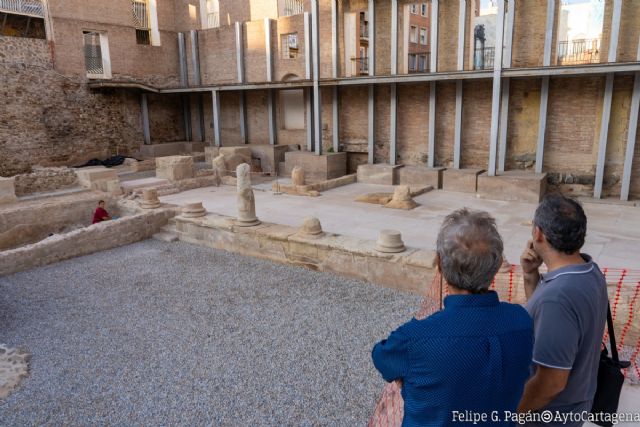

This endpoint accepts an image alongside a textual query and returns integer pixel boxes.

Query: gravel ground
[0,240,421,426]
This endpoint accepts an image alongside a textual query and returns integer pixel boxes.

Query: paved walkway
[160,182,640,270]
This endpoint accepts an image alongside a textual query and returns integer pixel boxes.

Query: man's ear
[533,226,545,244]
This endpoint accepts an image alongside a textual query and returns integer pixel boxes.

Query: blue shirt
[525,255,607,427]
[372,291,533,427]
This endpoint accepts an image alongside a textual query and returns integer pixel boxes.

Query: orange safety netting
[368,267,640,427]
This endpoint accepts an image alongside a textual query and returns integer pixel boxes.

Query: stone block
[0,177,18,204]
[356,164,402,185]
[139,142,204,159]
[75,166,118,187]
[204,146,220,163]
[249,144,293,176]
[284,151,347,182]
[219,147,252,174]
[477,171,548,203]
[442,168,485,193]
[155,156,194,181]
[398,166,446,189]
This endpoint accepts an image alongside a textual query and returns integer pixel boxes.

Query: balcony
[351,57,369,75]
[0,0,44,17]
[408,52,431,74]
[360,23,368,40]
[132,0,149,29]
[282,0,304,17]
[557,38,600,65]
[474,46,494,70]
[207,11,219,28]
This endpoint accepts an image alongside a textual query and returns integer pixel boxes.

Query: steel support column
[235,22,245,83]
[332,86,339,153]
[535,0,555,174]
[620,40,640,201]
[304,12,313,152]
[312,0,323,155]
[268,89,277,145]
[141,93,151,145]
[265,18,273,82]
[239,92,248,144]
[487,0,506,176]
[498,0,515,173]
[453,0,465,169]
[368,0,375,76]
[428,0,439,168]
[368,85,375,164]
[212,90,221,147]
[390,83,397,165]
[594,0,623,199]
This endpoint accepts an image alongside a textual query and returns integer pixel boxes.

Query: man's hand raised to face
[521,240,542,300]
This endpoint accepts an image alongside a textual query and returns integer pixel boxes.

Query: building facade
[1,0,640,201]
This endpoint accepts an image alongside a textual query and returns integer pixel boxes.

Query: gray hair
[436,209,504,293]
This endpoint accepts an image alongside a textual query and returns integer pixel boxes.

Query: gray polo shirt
[525,254,608,427]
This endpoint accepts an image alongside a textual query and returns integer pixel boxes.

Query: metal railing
[282,0,304,16]
[360,23,369,39]
[474,46,495,70]
[408,52,431,73]
[0,0,44,17]
[132,0,149,29]
[207,11,219,28]
[351,57,369,75]
[84,32,104,75]
[557,38,600,65]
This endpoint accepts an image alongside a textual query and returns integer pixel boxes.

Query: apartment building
[1,0,640,201]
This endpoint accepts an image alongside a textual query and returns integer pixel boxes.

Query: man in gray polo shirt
[517,194,608,426]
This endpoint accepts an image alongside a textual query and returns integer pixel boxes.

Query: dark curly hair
[533,194,587,255]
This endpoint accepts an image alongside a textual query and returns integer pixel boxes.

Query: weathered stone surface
[131,159,156,173]
[155,156,194,182]
[236,163,252,192]
[75,167,118,187]
[442,168,485,193]
[355,192,393,205]
[357,164,402,185]
[236,187,260,227]
[182,202,206,218]
[0,177,18,204]
[291,166,305,186]
[398,166,445,189]
[375,229,406,253]
[140,189,161,209]
[384,185,418,210]
[477,171,548,203]
[13,167,78,196]
[297,217,324,238]
[204,146,220,163]
[139,142,205,158]
[0,208,176,276]
[212,154,227,177]
[0,344,30,399]
[284,151,347,182]
[220,147,252,175]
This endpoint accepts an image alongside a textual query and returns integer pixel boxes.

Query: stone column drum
[375,229,406,253]
[139,188,161,209]
[182,202,207,218]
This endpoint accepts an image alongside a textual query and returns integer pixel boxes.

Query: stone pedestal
[182,202,206,218]
[398,166,446,189]
[384,185,418,210]
[442,168,485,193]
[297,217,324,238]
[75,166,122,195]
[357,164,402,185]
[376,230,406,253]
[236,187,260,227]
[156,156,194,181]
[291,166,305,186]
[250,144,295,176]
[139,188,161,209]
[284,151,347,182]
[0,177,18,204]
[477,171,548,203]
[140,141,205,158]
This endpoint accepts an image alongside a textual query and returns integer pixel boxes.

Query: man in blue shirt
[517,194,608,426]
[372,209,534,426]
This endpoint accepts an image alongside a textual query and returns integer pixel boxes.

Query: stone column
[236,187,260,227]
[236,163,251,191]
[375,230,406,253]
[182,202,206,218]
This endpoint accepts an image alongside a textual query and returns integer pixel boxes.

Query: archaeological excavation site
[1,0,640,425]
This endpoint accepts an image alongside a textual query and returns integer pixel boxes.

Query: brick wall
[437,0,459,72]
[616,0,640,63]
[511,0,546,68]
[244,20,268,82]
[397,83,429,165]
[460,80,492,169]
[435,81,455,167]
[273,15,307,81]
[198,26,239,85]
[0,37,141,175]
[505,78,541,170]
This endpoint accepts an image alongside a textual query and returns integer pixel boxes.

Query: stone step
[152,231,178,242]
[120,177,170,192]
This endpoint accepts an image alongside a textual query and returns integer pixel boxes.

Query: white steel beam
[535,0,556,174]
[497,0,515,173]
[212,90,221,147]
[390,83,397,165]
[333,86,339,153]
[368,0,375,76]
[453,0,465,169]
[141,93,151,145]
[620,39,640,201]
[487,0,506,176]
[594,0,623,198]
[265,18,273,82]
[428,81,436,168]
[391,0,398,75]
[239,92,248,144]
[235,22,245,83]
[312,0,323,155]
[368,85,375,164]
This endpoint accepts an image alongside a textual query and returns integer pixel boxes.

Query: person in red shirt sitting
[92,200,112,224]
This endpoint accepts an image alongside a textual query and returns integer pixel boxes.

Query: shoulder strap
[606,302,620,364]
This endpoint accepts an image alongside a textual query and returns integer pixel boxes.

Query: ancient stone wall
[13,167,78,196]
